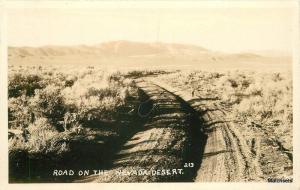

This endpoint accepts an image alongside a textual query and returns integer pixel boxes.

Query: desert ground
[8,41,293,182]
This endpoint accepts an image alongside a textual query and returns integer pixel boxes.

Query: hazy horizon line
[8,40,292,55]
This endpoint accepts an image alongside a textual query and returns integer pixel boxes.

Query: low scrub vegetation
[158,70,292,151]
[8,65,138,176]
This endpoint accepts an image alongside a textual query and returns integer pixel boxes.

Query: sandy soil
[150,77,292,181]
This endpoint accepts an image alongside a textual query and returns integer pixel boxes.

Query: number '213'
[184,163,194,168]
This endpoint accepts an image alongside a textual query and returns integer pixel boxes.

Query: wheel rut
[76,77,262,182]
[76,79,206,182]
[147,78,263,182]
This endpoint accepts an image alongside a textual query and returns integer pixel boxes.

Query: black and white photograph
[1,0,299,187]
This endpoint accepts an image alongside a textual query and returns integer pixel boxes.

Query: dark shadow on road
[134,83,208,182]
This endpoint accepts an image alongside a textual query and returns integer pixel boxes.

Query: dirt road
[77,77,265,182]
[76,79,206,182]
[146,78,264,182]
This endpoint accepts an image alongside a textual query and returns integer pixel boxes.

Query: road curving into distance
[77,77,261,182]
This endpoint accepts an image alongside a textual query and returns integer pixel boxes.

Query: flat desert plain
[8,41,293,182]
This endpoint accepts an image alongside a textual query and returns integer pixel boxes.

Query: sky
[7,2,297,53]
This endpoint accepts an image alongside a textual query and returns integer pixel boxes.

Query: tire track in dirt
[76,79,206,182]
[148,78,263,182]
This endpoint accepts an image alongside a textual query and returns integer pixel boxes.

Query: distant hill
[8,41,211,58]
[8,41,291,71]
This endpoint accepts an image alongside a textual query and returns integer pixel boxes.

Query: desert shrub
[27,118,70,154]
[85,87,119,99]
[8,73,44,97]
[43,71,68,87]
[8,80,68,131]
[108,71,123,84]
[64,77,76,87]
[8,95,34,129]
[30,85,67,129]
[9,117,70,155]
[61,70,137,123]
[124,69,168,78]
[27,117,56,134]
